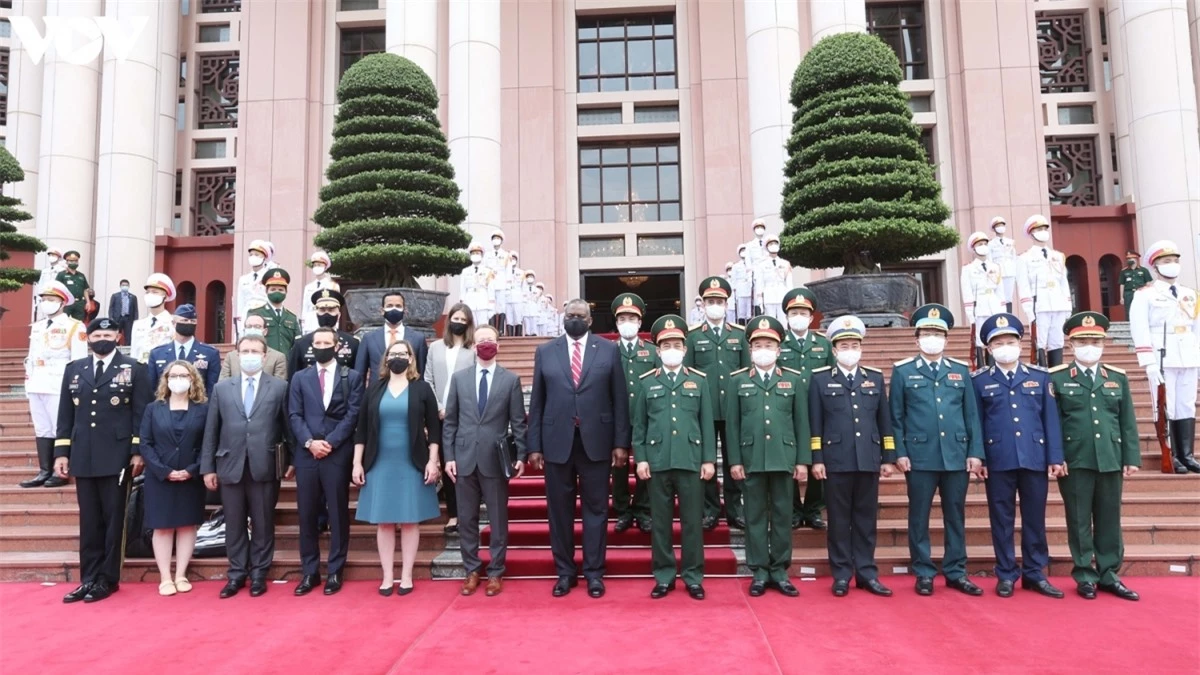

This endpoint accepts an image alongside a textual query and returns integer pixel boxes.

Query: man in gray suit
[443,325,527,597]
[219,313,288,381]
[202,334,293,599]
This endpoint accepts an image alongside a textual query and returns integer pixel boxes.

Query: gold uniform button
[671,404,676,408]
[672,430,678,435]
[855,432,861,437]
[1091,393,1096,398]
[1011,403,1017,409]
[853,404,858,410]
[936,398,942,403]
[630,393,635,398]
[672,417,677,422]
[1010,391,1015,396]
[90,423,96,428]
[764,405,770,411]
[854,418,859,423]
[91,411,96,416]
[851,392,857,397]
[1092,407,1097,412]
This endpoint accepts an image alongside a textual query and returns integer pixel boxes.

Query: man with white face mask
[235,240,276,339]
[460,242,495,326]
[1016,215,1071,367]
[961,232,1006,367]
[986,217,1017,311]
[755,236,793,321]
[483,229,513,332]
[972,313,1066,599]
[731,246,753,323]
[743,218,770,269]
[521,273,540,336]
[889,304,984,597]
[300,250,340,335]
[1129,240,1200,473]
[610,293,659,533]
[130,273,178,364]
[1049,312,1141,601]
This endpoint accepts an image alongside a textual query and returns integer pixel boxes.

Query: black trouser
[295,453,351,577]
[792,477,824,522]
[703,420,743,520]
[116,316,134,344]
[75,475,126,585]
[824,471,880,582]
[544,430,609,580]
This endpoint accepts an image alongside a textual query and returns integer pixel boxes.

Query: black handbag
[495,432,519,480]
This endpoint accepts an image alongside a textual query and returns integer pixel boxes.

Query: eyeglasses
[168,375,191,381]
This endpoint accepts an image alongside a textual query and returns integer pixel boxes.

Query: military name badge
[110,396,120,406]
[741,382,756,389]
[727,338,740,345]
[947,373,962,381]
[861,380,876,388]
[637,350,651,357]
[649,384,664,390]
[983,383,999,389]
[1103,381,1120,389]
[683,380,698,389]
[1022,381,1039,388]
[777,381,792,389]
[827,382,842,388]
[69,374,79,392]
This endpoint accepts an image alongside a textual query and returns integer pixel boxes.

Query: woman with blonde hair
[139,360,209,596]
[353,339,442,595]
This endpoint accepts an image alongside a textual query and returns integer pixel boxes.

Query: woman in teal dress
[353,339,442,595]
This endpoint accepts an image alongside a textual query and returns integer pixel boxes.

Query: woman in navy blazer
[140,360,210,596]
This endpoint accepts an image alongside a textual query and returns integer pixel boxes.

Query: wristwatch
[305,439,313,449]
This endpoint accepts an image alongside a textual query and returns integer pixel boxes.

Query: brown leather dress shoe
[486,577,503,597]
[461,572,481,596]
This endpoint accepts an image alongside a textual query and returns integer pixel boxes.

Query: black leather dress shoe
[250,579,268,597]
[43,475,68,488]
[552,576,578,597]
[1099,581,1139,601]
[650,582,675,599]
[832,580,850,597]
[791,517,805,530]
[727,517,747,530]
[748,579,767,597]
[635,516,652,533]
[83,581,113,603]
[946,577,983,596]
[996,580,1014,597]
[19,469,51,488]
[686,584,705,600]
[702,516,718,531]
[294,574,320,596]
[807,515,827,531]
[323,573,343,596]
[63,583,92,604]
[1077,582,1097,599]
[915,577,934,596]
[587,578,605,598]
[1021,578,1064,599]
[855,578,893,597]
[219,579,244,599]
[774,580,800,597]
[613,513,634,533]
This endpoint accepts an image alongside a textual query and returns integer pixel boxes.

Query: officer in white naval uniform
[1017,214,1072,367]
[961,232,1007,367]
[986,216,1018,311]
[32,248,65,322]
[300,250,340,335]
[461,242,495,326]
[129,273,178,364]
[483,229,512,331]
[731,245,754,323]
[755,236,793,321]
[235,239,276,339]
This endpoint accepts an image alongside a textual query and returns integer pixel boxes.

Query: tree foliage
[313,53,470,288]
[779,33,956,274]
[0,146,44,293]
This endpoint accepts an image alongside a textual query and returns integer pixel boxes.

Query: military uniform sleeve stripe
[54,439,71,447]
[810,437,822,450]
[883,437,895,451]
[131,437,140,444]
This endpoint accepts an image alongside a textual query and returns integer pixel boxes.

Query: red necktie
[571,341,583,388]
[319,367,327,398]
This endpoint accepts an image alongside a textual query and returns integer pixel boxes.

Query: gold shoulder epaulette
[781,366,803,376]
[862,365,882,373]
[730,367,750,376]
[946,357,969,367]
[1103,364,1126,374]
[639,369,658,379]
[688,322,704,332]
[1048,364,1069,373]
[687,367,707,377]
[893,357,915,367]
[727,322,745,331]
[811,365,832,373]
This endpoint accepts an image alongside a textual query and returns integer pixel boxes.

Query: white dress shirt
[838,366,860,381]
[318,361,337,410]
[93,352,115,375]
[172,337,195,359]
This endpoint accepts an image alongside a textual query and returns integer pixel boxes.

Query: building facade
[2,0,1198,343]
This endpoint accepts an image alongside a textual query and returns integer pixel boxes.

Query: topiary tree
[313,53,470,288]
[0,145,44,293]
[780,32,956,275]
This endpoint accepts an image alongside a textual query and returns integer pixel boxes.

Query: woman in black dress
[140,360,209,596]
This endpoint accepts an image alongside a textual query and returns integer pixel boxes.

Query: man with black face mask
[355,291,429,385]
[288,290,360,378]
[148,304,221,397]
[55,318,153,603]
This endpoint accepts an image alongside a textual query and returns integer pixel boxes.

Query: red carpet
[2,577,1197,674]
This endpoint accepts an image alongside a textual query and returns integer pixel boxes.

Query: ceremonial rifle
[1030,268,1044,367]
[1154,322,1173,473]
[969,323,978,371]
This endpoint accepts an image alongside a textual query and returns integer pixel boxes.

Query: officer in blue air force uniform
[890,304,984,597]
[147,304,221,397]
[972,312,1067,599]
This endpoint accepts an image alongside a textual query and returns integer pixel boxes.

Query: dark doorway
[581,270,684,335]
[205,281,227,344]
[1098,253,1121,319]
[1066,255,1090,311]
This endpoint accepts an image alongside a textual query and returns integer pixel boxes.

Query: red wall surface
[0,251,37,350]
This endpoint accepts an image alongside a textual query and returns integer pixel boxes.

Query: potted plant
[312,53,471,335]
[0,145,45,299]
[779,32,957,326]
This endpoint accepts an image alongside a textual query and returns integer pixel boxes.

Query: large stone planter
[807,273,921,328]
[345,287,448,343]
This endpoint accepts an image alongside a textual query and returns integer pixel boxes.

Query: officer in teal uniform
[611,292,658,533]
[890,304,984,597]
[777,287,835,530]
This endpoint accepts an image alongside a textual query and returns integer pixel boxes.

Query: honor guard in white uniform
[32,247,65,321]
[961,232,1007,364]
[1130,240,1200,473]
[520,272,540,336]
[501,251,524,335]
[235,239,276,338]
[129,273,178,364]
[688,296,705,326]
[986,216,1018,310]
[300,250,340,335]
[483,230,513,331]
[461,242,495,326]
[723,262,738,324]
[744,218,770,268]
[1017,214,1072,367]
[731,245,754,323]
[755,236,793,321]
[21,282,89,488]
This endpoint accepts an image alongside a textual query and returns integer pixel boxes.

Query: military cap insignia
[759,318,769,329]
[996,316,1009,327]
[709,278,720,289]
[1082,315,1095,327]
[321,290,331,299]
[928,308,940,319]
[664,319,675,329]
[841,318,854,328]
[623,296,633,307]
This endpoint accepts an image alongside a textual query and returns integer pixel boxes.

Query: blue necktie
[478,369,489,417]
[244,377,256,416]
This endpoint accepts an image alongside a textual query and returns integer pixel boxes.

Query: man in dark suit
[443,325,527,597]
[107,279,137,343]
[527,299,631,599]
[354,291,428,385]
[147,304,221,396]
[288,289,360,378]
[54,318,153,603]
[287,327,364,596]
[201,334,293,599]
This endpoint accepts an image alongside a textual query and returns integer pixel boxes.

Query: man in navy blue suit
[288,327,364,596]
[354,291,428,385]
[527,299,631,599]
[147,304,220,396]
[972,313,1066,599]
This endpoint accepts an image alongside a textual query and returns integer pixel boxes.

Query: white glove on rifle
[1146,366,1164,390]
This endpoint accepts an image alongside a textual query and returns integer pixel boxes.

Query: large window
[0,48,8,127]
[579,143,681,224]
[577,14,676,93]
[1036,12,1090,93]
[866,2,928,80]
[340,28,384,77]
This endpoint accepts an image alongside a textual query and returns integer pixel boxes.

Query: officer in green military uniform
[777,287,835,530]
[727,315,810,598]
[889,304,985,597]
[684,276,750,530]
[611,292,659,533]
[1117,250,1153,316]
[632,314,715,600]
[248,268,300,356]
[1049,311,1141,601]
[56,250,90,322]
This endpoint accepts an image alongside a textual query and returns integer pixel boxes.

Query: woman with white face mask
[1017,214,1071,367]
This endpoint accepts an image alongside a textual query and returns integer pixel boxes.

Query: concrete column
[35,0,103,275]
[1191,0,1200,121]
[809,0,867,43]
[1107,0,1137,204]
[5,0,47,239]
[153,1,180,244]
[744,0,807,283]
[448,0,502,243]
[1111,0,1200,287]
[93,0,179,300]
[385,0,438,84]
